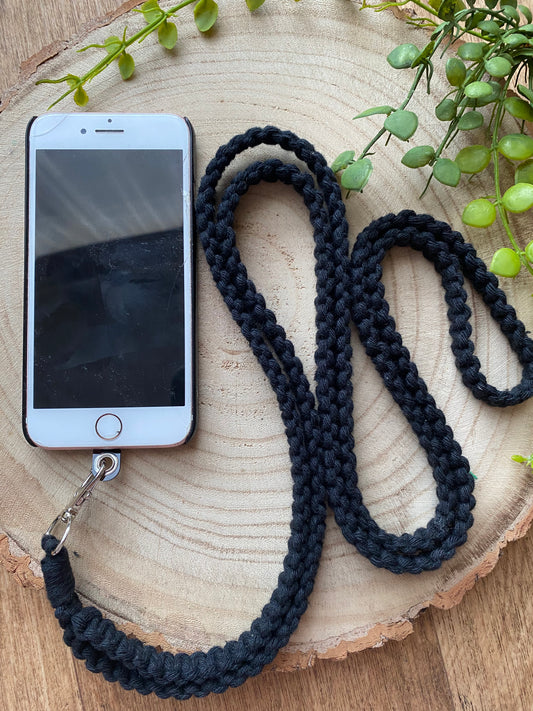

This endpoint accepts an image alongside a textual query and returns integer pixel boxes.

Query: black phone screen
[33,149,185,409]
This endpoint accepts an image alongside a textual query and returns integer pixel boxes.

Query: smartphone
[23,113,195,449]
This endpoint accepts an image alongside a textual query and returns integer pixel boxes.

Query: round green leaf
[340,159,373,192]
[515,160,533,185]
[141,0,163,23]
[477,19,502,34]
[455,145,491,173]
[457,111,484,130]
[457,42,485,61]
[464,81,493,99]
[246,0,266,9]
[501,182,533,212]
[353,106,394,120]
[445,57,466,86]
[490,248,521,278]
[502,4,520,22]
[401,145,435,168]
[519,4,533,21]
[519,4,533,22]
[384,110,418,141]
[466,80,501,107]
[504,97,533,122]
[435,98,457,121]
[331,150,355,173]
[158,20,178,49]
[503,32,529,47]
[462,198,497,227]
[73,85,89,107]
[194,0,218,32]
[104,36,122,55]
[525,240,533,262]
[485,57,513,78]
[433,158,461,187]
[498,134,533,161]
[387,43,419,69]
[118,52,135,80]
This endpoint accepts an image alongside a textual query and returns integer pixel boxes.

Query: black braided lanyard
[41,126,533,699]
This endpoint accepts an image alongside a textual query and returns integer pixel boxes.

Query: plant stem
[358,64,427,160]
[44,0,197,109]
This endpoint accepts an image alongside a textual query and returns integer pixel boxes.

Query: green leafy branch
[36,0,278,109]
[332,0,533,283]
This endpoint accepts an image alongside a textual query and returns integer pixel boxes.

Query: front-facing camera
[80,128,87,134]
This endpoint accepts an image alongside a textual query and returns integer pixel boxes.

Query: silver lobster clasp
[46,452,120,556]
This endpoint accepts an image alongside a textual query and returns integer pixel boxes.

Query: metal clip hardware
[46,452,121,556]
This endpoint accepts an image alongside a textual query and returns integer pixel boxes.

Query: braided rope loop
[41,126,533,699]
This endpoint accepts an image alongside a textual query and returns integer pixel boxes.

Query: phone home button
[95,413,122,440]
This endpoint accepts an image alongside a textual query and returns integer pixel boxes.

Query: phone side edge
[183,116,197,444]
[22,117,38,447]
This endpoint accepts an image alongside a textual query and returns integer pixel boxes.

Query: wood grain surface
[1,1,533,709]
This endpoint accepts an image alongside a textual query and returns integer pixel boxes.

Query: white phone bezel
[24,113,194,449]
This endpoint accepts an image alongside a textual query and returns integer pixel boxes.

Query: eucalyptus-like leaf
[433,158,461,187]
[74,85,89,106]
[468,80,501,107]
[141,0,163,23]
[457,42,485,61]
[485,56,513,77]
[387,43,419,69]
[341,158,373,192]
[515,160,533,185]
[466,11,486,29]
[445,57,466,86]
[158,20,178,49]
[353,105,394,119]
[246,0,266,9]
[504,96,533,122]
[502,4,520,22]
[384,110,418,141]
[331,150,355,173]
[464,81,493,99]
[477,20,502,34]
[401,145,435,168]
[435,98,457,121]
[498,134,533,161]
[104,36,123,55]
[503,33,529,47]
[501,182,533,212]
[462,198,496,227]
[194,0,218,32]
[118,52,135,80]
[490,248,521,278]
[455,145,491,173]
[518,4,533,22]
[457,111,484,130]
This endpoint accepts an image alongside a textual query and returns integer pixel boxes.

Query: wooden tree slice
[1,0,533,670]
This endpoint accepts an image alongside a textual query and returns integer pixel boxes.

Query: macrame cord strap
[41,126,533,699]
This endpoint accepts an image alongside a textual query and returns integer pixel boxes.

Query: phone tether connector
[45,451,121,556]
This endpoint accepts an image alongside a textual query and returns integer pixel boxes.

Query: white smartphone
[23,113,195,449]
